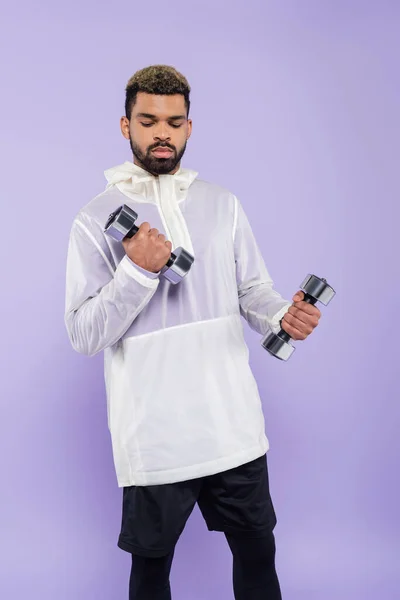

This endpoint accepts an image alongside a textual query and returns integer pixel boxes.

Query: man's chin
[147,158,178,175]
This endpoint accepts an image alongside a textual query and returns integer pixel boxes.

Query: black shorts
[117,453,277,557]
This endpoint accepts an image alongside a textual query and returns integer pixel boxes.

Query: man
[64,65,321,600]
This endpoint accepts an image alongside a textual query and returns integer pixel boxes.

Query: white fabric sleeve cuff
[125,256,160,279]
[119,255,160,288]
[269,302,292,334]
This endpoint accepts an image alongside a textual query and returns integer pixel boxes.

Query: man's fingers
[291,300,317,315]
[281,319,307,340]
[292,301,321,318]
[127,222,171,254]
[292,291,304,302]
[283,313,312,338]
[138,222,151,235]
[288,305,320,327]
[148,228,160,237]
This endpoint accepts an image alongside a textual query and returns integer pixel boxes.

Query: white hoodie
[64,161,291,487]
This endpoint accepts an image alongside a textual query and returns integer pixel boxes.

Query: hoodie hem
[116,439,270,487]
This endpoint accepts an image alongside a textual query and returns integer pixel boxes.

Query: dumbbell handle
[124,222,176,269]
[277,293,318,343]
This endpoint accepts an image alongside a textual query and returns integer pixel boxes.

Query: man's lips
[152,147,174,158]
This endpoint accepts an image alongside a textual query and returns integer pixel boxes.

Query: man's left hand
[281,291,321,341]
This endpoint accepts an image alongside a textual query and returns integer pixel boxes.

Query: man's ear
[187,119,193,140]
[120,116,130,140]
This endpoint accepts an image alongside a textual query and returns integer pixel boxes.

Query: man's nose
[153,123,171,140]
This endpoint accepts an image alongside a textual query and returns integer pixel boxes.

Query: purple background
[1,1,399,598]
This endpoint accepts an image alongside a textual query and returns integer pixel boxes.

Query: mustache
[149,143,175,151]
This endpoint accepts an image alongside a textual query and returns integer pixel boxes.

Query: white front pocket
[110,315,265,475]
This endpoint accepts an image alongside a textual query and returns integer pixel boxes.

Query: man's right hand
[122,222,172,273]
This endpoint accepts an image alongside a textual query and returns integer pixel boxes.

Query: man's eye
[140,122,183,128]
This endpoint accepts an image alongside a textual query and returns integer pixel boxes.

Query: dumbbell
[104,204,194,285]
[261,274,335,361]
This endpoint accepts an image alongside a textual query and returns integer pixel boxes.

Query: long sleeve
[233,196,292,335]
[64,211,160,356]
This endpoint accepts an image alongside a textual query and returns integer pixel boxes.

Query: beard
[130,137,187,175]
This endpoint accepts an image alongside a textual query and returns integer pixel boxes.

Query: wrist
[126,256,160,279]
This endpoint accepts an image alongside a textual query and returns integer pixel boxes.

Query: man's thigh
[197,454,277,538]
[118,477,203,557]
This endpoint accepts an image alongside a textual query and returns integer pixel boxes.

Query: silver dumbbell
[104,204,194,285]
[261,274,335,361]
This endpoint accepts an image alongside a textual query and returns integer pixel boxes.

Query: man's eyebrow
[136,113,186,120]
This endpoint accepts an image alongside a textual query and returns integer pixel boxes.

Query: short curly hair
[125,65,191,120]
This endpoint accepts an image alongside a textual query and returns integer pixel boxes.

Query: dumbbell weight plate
[104,205,139,242]
[161,247,195,285]
[261,330,295,361]
[301,275,335,306]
